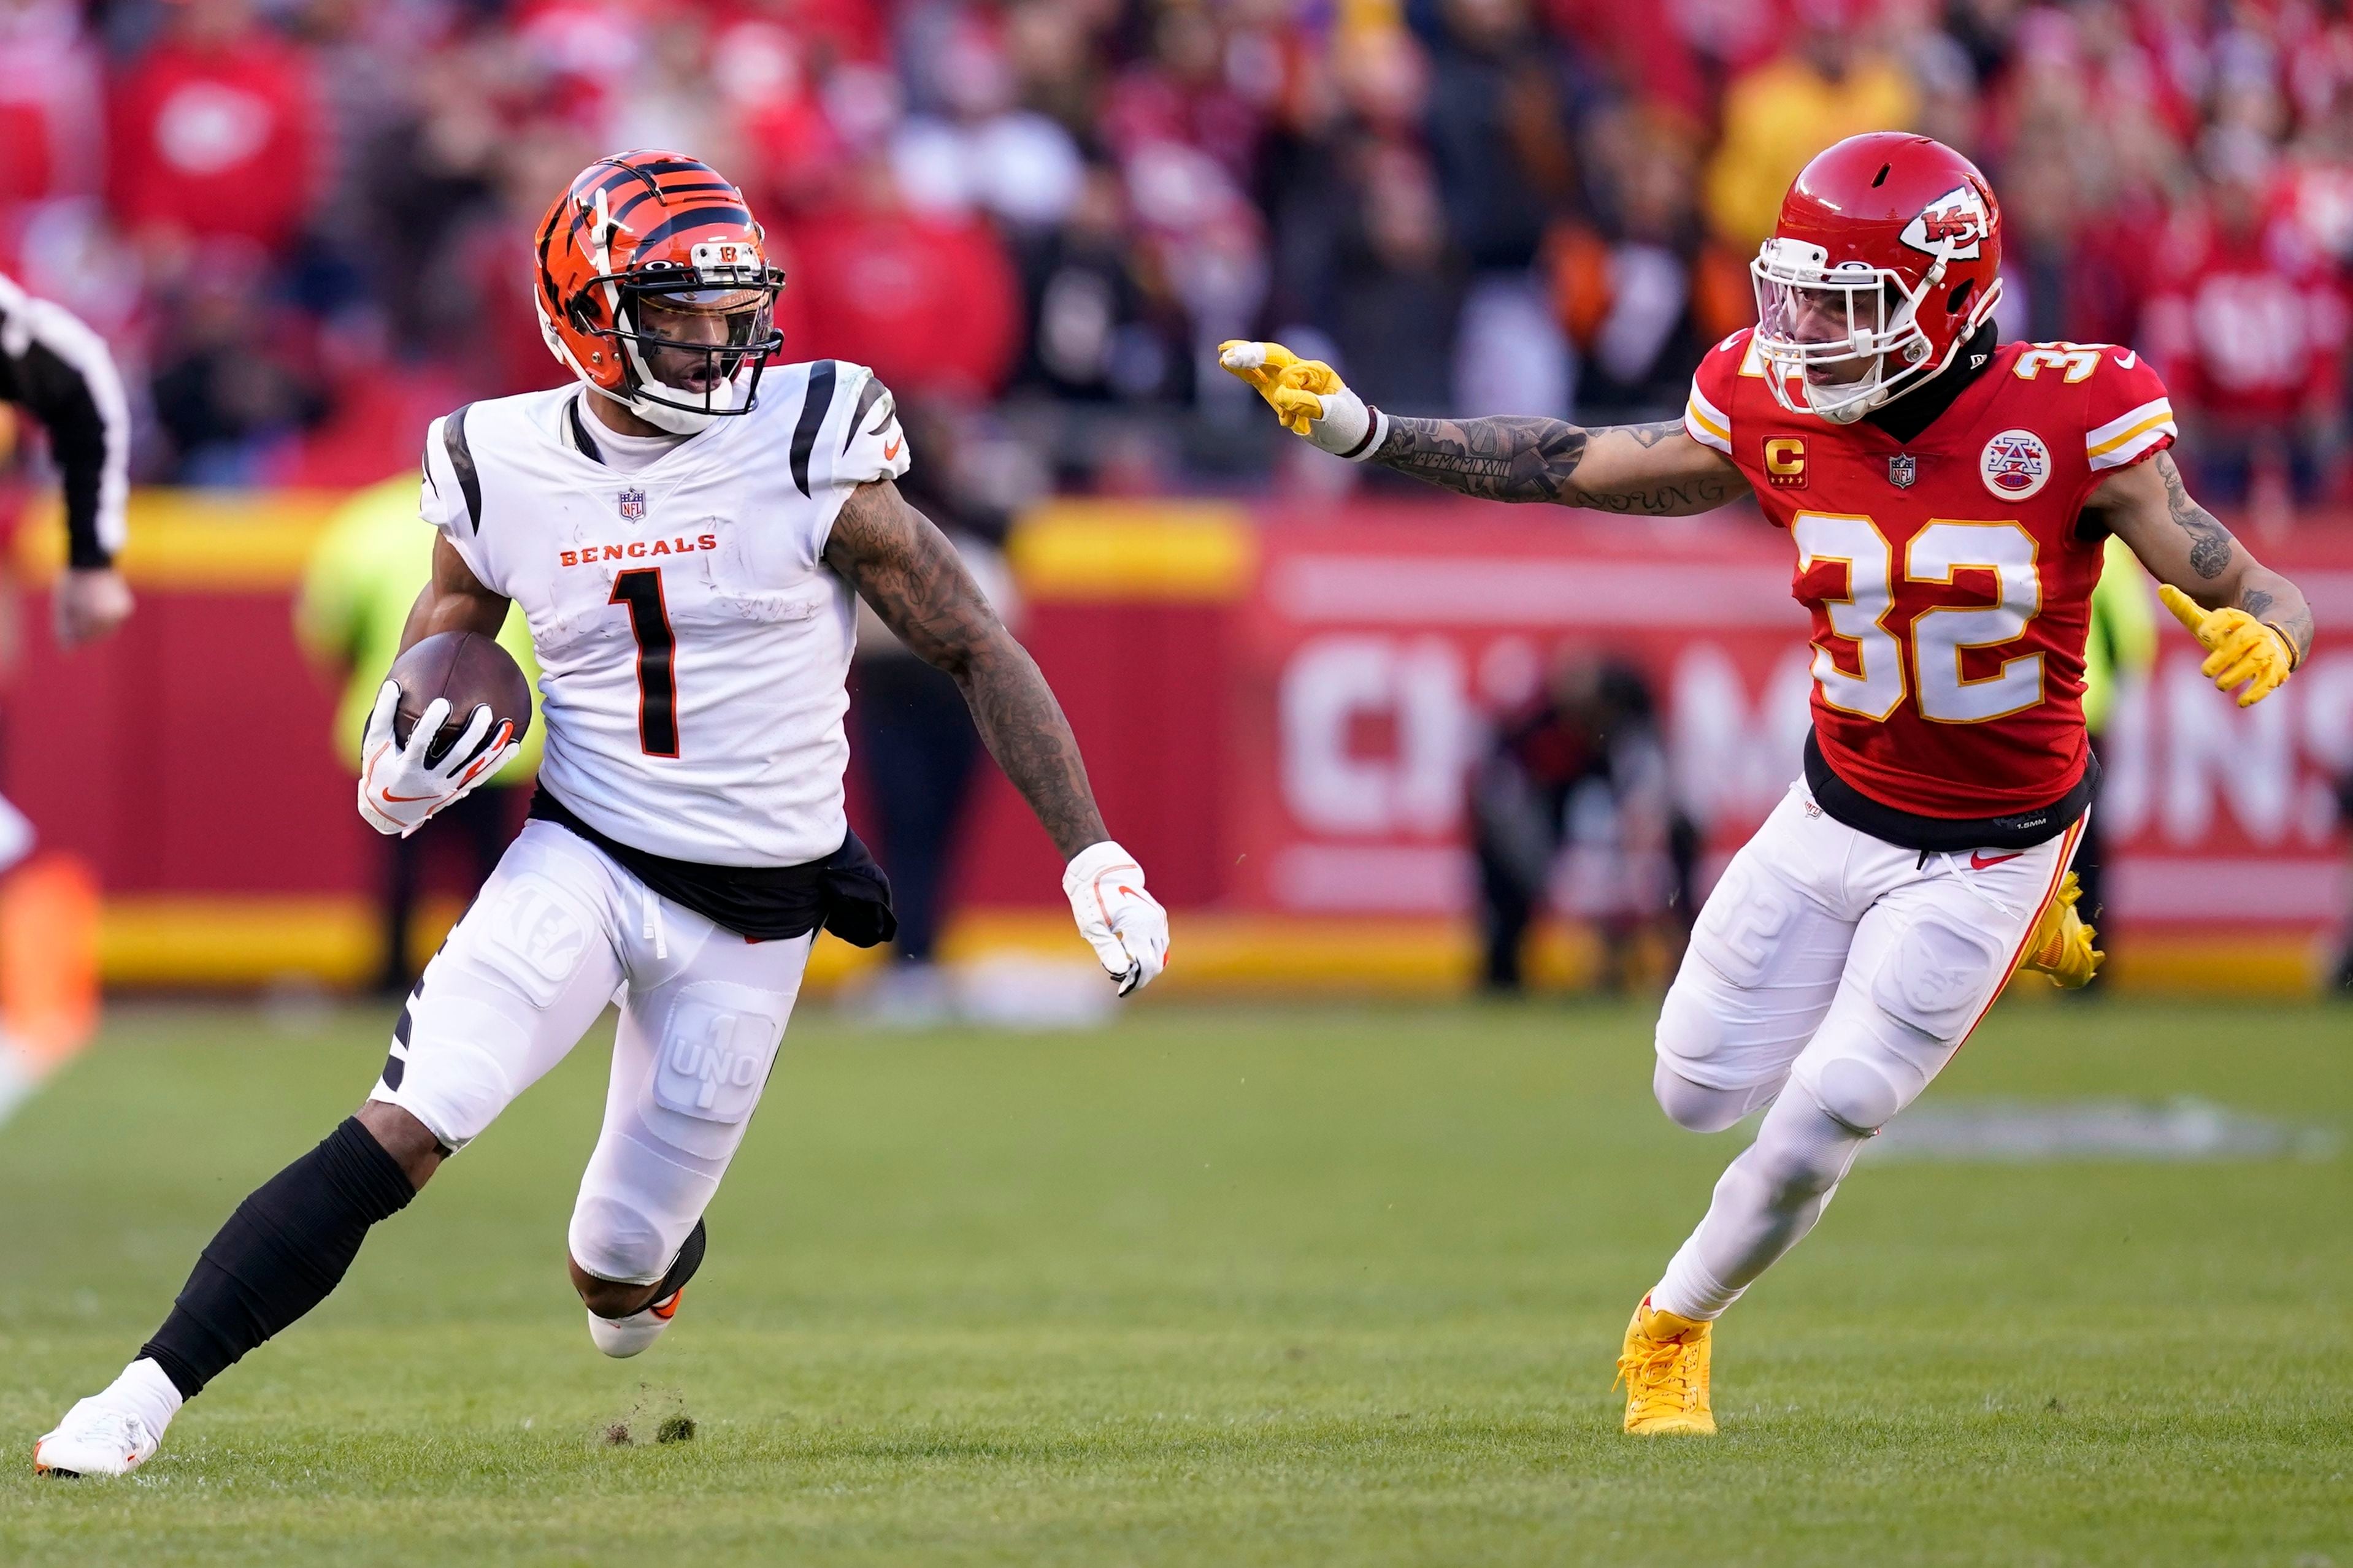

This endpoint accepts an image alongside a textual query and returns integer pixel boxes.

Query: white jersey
[420,361,910,866]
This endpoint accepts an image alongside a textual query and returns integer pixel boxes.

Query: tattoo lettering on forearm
[2156,452,2235,579]
[1376,416,1591,502]
[826,483,1108,858]
[1373,417,1713,511]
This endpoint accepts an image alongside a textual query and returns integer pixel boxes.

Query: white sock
[1649,1093,1868,1321]
[101,1358,185,1436]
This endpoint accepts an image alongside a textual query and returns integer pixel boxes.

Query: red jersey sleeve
[2081,348,2177,475]
[1682,328,1748,458]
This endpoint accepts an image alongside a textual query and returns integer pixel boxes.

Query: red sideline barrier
[4,494,2349,985]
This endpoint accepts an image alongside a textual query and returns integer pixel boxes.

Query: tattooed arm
[1368,416,1750,514]
[2088,449,2315,664]
[825,478,1108,857]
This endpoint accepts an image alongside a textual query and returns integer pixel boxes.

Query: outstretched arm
[1219,339,1748,514]
[825,478,1106,857]
[2087,449,2314,703]
[1369,416,1745,513]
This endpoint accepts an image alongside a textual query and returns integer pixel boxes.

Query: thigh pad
[637,980,794,1160]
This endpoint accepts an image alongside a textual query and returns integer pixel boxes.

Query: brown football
[388,630,532,768]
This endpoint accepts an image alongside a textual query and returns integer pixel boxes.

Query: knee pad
[569,1192,674,1286]
[1791,997,1951,1135]
[636,980,794,1161]
[1653,1060,1767,1133]
[1803,1054,1907,1135]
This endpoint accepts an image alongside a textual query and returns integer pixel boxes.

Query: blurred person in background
[2335,770,2353,995]
[0,0,105,223]
[106,0,324,271]
[295,473,542,995]
[2143,128,2349,516]
[849,403,1021,1023]
[1470,655,1695,995]
[1548,107,1714,426]
[146,248,328,483]
[1420,0,1577,418]
[1701,0,1917,251]
[0,269,135,871]
[2070,533,2157,987]
[785,150,1024,403]
[1323,145,1462,422]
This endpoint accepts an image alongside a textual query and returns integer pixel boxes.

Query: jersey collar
[1864,320,2000,446]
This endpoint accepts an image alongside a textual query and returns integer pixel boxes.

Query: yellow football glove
[2157,583,2297,708]
[2015,870,2102,989]
[1216,340,1387,458]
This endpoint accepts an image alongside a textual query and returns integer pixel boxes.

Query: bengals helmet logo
[1901,183,1992,261]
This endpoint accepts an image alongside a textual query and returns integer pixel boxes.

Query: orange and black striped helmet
[534,150,786,432]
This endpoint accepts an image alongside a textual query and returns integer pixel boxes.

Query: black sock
[139,1117,418,1399]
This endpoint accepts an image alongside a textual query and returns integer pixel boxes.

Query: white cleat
[34,1402,161,1478]
[587,1287,684,1358]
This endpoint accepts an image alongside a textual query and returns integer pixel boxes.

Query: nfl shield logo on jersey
[1980,430,2052,500]
[617,487,647,521]
[1888,453,1917,489]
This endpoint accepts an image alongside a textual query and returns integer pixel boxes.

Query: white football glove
[1217,340,1389,460]
[1062,840,1170,996]
[356,680,518,838]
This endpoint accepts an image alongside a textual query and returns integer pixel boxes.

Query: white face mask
[1749,238,1940,424]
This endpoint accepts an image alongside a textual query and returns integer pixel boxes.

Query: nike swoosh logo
[381,788,439,804]
[882,437,902,461]
[1970,851,2025,870]
[1117,885,1140,900]
[2113,349,2138,369]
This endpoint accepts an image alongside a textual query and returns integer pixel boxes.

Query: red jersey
[1684,329,2176,820]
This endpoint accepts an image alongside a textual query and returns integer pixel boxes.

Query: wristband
[1339,405,1389,463]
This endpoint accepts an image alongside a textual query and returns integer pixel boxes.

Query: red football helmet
[1750,132,2004,424]
[535,150,786,434]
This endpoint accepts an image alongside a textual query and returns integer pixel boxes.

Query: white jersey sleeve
[793,363,912,565]
[420,405,502,594]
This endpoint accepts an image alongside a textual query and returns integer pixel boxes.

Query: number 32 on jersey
[1793,512,2042,724]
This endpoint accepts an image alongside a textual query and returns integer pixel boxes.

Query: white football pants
[368,820,813,1285]
[1647,779,2083,1320]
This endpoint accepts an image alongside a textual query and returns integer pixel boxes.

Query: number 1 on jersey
[610,568,679,757]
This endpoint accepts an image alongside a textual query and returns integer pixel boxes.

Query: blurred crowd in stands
[7,0,2353,513]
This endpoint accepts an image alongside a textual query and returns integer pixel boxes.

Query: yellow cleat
[1614,1296,1716,1436]
[2016,870,2103,989]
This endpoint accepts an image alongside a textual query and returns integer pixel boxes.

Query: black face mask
[1865,319,2001,445]
[613,283,782,415]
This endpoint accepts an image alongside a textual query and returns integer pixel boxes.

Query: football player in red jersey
[1222,131,2313,1436]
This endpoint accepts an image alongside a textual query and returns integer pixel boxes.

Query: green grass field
[1,993,2347,1566]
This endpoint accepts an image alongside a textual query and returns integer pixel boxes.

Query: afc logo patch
[1980,429,2051,500]
[1764,436,1807,488]
[1888,453,1918,489]
[617,487,647,522]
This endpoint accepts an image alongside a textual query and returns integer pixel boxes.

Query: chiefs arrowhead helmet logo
[1900,183,1992,261]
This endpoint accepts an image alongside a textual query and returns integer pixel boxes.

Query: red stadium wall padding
[6,498,2351,969]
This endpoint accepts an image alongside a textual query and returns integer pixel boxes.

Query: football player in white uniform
[36,151,1170,1477]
